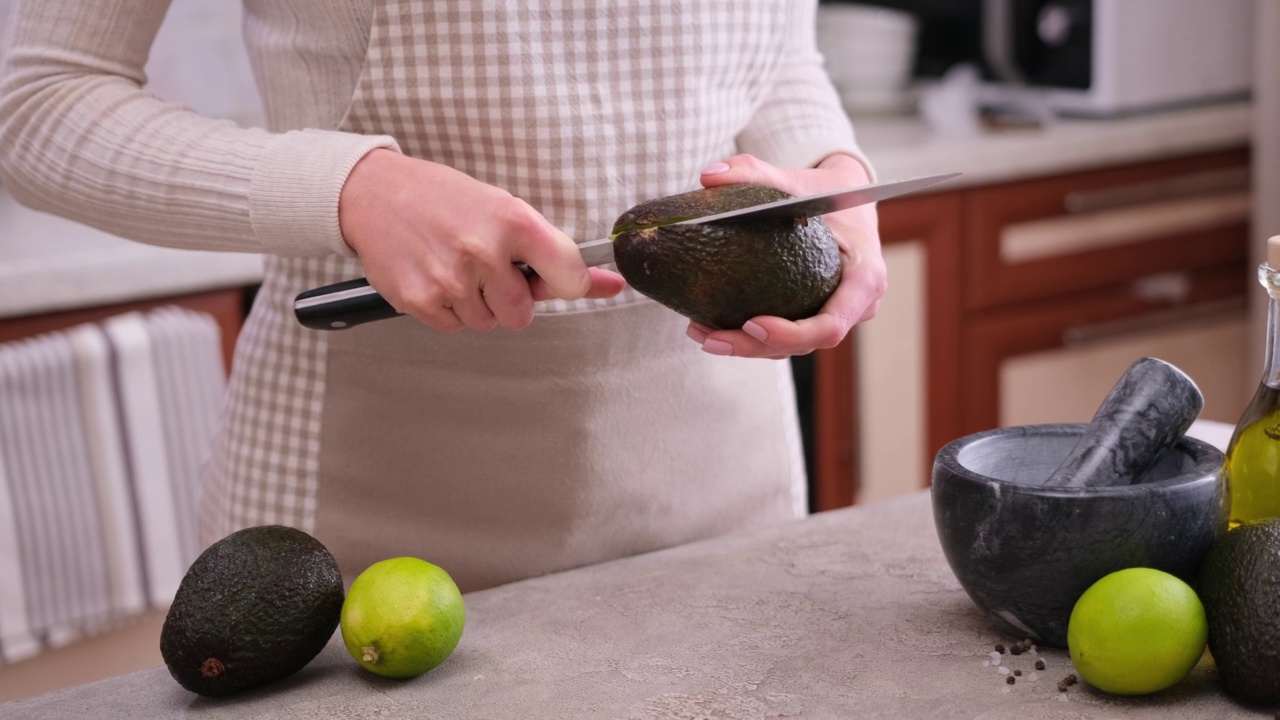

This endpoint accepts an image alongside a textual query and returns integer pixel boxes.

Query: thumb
[516,226,593,302]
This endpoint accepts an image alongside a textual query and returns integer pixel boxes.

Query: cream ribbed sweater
[0,1,395,259]
[0,0,864,258]
[0,0,868,591]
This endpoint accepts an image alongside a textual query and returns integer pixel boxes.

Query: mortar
[930,423,1226,648]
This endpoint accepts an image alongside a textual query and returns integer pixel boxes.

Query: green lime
[339,557,465,678]
[1067,567,1207,695]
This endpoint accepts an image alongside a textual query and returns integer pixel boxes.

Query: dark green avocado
[611,184,841,330]
[160,525,344,697]
[1197,519,1280,706]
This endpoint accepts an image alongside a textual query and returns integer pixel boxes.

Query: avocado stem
[200,658,225,678]
[362,645,380,664]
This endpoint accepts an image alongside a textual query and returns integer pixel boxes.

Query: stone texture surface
[932,424,1226,647]
[0,491,1257,719]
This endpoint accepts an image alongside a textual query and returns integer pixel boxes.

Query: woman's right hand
[337,149,626,332]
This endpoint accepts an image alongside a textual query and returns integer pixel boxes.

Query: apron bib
[310,0,804,591]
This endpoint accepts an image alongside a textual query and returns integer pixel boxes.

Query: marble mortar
[930,423,1226,648]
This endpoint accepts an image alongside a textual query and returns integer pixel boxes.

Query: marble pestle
[1042,357,1204,488]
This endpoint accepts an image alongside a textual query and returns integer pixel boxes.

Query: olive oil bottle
[1225,235,1280,526]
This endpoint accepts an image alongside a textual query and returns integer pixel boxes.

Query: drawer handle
[1129,272,1192,305]
[1063,167,1250,214]
[1062,296,1245,348]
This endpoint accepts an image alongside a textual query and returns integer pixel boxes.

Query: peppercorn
[994,644,1005,654]
[1034,659,1045,670]
[1006,676,1016,685]
[1014,669,1022,677]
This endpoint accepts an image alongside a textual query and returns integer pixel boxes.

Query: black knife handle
[294,278,400,330]
[294,264,539,331]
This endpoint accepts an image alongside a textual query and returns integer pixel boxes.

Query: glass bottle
[1225,235,1280,527]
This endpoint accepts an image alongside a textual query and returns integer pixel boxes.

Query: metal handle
[1062,167,1250,215]
[982,0,1025,84]
[1061,296,1245,348]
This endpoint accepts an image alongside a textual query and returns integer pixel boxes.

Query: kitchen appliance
[293,171,960,331]
[817,3,919,114]
[854,0,1254,117]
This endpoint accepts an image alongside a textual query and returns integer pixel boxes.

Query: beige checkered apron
[200,0,808,591]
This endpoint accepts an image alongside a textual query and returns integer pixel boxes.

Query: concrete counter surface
[1,491,1255,719]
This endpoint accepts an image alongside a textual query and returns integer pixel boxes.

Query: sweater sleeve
[0,0,399,258]
[737,0,875,178]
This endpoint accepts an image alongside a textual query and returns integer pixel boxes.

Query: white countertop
[860,100,1252,190]
[0,189,264,320]
[0,101,1253,320]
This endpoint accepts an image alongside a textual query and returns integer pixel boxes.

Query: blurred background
[0,0,1276,703]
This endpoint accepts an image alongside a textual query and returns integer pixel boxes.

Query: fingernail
[686,325,708,343]
[702,339,734,356]
[700,162,731,175]
[742,321,768,342]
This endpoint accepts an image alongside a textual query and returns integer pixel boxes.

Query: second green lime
[1066,567,1207,696]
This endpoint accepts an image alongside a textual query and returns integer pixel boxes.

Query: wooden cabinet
[811,148,1251,511]
[813,191,961,510]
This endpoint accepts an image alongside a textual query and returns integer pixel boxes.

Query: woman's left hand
[688,153,886,359]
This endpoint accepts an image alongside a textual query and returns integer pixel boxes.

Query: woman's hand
[688,153,886,359]
[338,149,627,332]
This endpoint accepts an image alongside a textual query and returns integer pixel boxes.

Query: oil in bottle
[1225,235,1280,526]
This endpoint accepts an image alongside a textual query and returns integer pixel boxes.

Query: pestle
[1042,357,1203,488]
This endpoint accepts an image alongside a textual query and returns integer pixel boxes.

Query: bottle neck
[1264,265,1280,387]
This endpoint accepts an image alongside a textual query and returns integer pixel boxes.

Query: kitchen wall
[0,0,262,125]
[1251,1,1280,380]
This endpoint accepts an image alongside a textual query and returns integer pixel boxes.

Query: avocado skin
[612,184,793,233]
[612,184,841,330]
[1197,519,1280,705]
[160,525,344,697]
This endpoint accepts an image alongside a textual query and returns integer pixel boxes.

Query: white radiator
[0,306,225,664]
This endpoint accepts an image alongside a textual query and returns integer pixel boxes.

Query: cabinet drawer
[959,261,1248,434]
[963,149,1250,311]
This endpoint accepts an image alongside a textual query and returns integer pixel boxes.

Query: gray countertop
[1,490,1258,719]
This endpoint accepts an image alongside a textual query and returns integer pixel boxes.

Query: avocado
[160,525,344,697]
[611,183,841,330]
[1196,519,1280,705]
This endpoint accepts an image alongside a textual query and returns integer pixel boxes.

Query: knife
[293,171,960,330]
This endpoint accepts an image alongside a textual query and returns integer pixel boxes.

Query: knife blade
[293,171,960,330]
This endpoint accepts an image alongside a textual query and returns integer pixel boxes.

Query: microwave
[858,0,1255,117]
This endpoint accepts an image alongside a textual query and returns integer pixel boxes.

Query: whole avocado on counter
[611,184,842,331]
[160,525,344,697]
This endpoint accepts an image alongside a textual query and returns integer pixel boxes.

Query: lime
[339,557,465,678]
[1067,567,1207,695]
